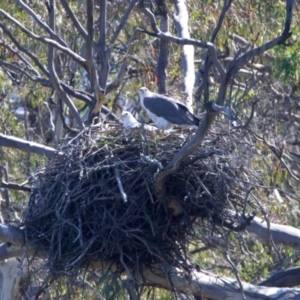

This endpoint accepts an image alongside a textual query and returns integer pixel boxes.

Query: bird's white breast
[144,108,173,130]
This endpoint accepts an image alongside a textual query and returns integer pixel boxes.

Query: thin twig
[114,165,127,203]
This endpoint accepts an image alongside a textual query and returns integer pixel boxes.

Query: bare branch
[108,0,137,48]
[16,0,69,47]
[0,23,49,75]
[247,216,300,251]
[91,0,110,116]
[0,181,31,192]
[155,109,216,200]
[0,42,39,77]
[47,1,85,131]
[86,0,104,120]
[0,133,62,158]
[259,267,300,288]
[210,0,233,43]
[60,0,88,39]
[156,2,169,94]
[141,266,300,300]
[138,28,225,79]
[106,29,138,93]
[173,0,195,108]
[0,9,87,68]
[226,0,294,83]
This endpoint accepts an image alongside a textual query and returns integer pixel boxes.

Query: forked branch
[152,0,294,203]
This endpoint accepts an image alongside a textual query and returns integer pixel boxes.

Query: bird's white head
[139,87,149,98]
[120,111,133,122]
[120,111,139,128]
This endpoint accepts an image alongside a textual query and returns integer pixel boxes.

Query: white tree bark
[0,259,22,300]
[247,216,300,250]
[142,267,300,300]
[173,0,195,110]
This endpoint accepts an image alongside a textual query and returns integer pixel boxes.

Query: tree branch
[108,0,137,48]
[47,1,85,131]
[155,108,216,201]
[86,0,104,121]
[16,0,69,47]
[91,0,110,116]
[0,9,87,68]
[0,133,61,158]
[247,216,300,251]
[225,0,294,85]
[0,181,31,192]
[141,266,300,300]
[173,0,195,108]
[259,267,300,288]
[60,0,88,39]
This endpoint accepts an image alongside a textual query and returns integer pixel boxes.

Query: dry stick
[0,10,86,67]
[143,0,294,203]
[0,133,61,158]
[0,23,49,76]
[0,165,9,207]
[0,181,31,192]
[0,42,39,77]
[86,0,104,120]
[47,1,85,131]
[225,235,246,300]
[155,110,216,201]
[16,0,69,47]
[114,165,127,203]
[60,0,88,39]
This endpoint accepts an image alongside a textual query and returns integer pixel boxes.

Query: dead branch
[173,0,195,108]
[141,266,300,300]
[91,0,110,117]
[0,133,61,158]
[0,9,87,68]
[47,0,85,131]
[0,181,31,193]
[16,0,68,47]
[259,267,300,288]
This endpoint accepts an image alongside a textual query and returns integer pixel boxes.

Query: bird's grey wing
[143,94,199,126]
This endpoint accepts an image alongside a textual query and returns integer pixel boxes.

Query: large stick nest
[22,125,255,277]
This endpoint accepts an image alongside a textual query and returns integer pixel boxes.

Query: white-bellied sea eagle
[139,87,200,130]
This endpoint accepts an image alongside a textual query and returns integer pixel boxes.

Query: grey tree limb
[0,181,31,192]
[108,0,137,49]
[142,266,300,300]
[259,267,300,288]
[0,42,39,78]
[0,133,61,158]
[0,23,49,76]
[16,0,69,47]
[47,1,85,131]
[60,0,88,39]
[147,0,294,205]
[86,0,104,122]
[106,29,137,93]
[196,0,232,103]
[156,2,169,94]
[0,9,86,68]
[173,0,195,109]
[225,0,294,87]
[247,216,300,251]
[90,0,110,117]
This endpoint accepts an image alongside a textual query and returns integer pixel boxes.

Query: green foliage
[272,45,300,83]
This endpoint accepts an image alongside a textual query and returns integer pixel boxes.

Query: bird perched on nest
[120,111,157,131]
[139,87,201,130]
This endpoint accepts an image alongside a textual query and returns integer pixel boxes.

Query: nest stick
[114,165,127,203]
